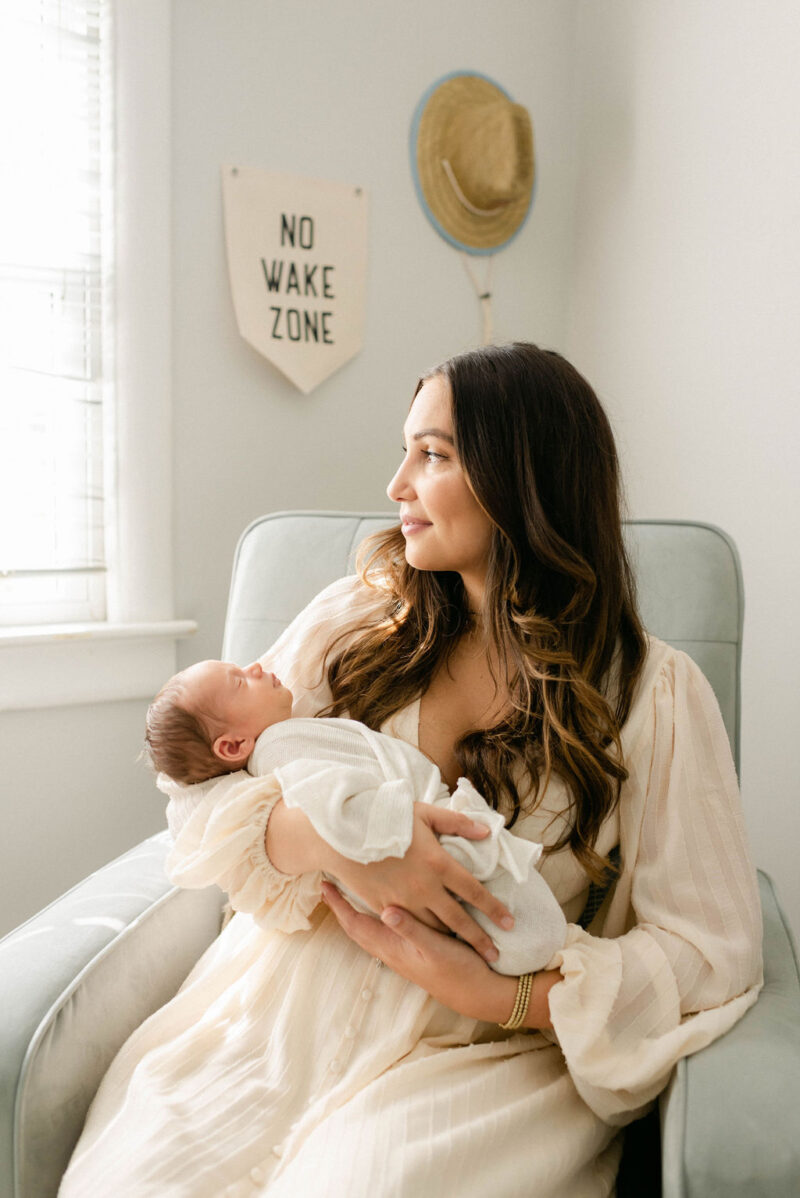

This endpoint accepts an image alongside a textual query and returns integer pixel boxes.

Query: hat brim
[410,71,535,256]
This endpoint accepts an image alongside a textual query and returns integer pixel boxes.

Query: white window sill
[0,620,197,711]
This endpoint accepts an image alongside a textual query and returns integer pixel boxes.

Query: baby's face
[181,659,293,743]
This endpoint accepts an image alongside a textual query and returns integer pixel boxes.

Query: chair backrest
[223,512,743,769]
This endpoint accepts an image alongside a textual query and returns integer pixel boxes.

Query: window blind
[0,0,110,625]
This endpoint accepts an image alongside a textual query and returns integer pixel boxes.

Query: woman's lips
[401,519,432,536]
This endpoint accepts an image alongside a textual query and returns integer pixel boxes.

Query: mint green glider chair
[1,513,798,1197]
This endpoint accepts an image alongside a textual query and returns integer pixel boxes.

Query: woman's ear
[213,733,255,765]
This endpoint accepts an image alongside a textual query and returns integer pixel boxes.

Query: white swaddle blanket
[166,716,566,975]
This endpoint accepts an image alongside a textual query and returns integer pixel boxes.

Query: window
[0,0,111,625]
[0,0,195,710]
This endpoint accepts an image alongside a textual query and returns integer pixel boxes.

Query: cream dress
[59,576,763,1198]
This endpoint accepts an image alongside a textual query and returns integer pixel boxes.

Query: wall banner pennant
[222,167,368,394]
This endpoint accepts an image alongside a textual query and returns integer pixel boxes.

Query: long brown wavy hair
[321,343,648,882]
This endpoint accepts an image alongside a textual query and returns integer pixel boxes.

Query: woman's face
[386,374,493,605]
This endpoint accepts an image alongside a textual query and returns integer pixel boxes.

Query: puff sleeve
[164,769,323,933]
[544,647,763,1125]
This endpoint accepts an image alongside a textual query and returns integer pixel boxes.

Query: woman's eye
[399,443,446,463]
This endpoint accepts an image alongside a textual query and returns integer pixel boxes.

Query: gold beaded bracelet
[498,971,534,1031]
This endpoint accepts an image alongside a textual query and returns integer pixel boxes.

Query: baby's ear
[213,733,254,765]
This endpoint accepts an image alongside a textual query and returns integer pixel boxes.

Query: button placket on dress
[325,956,384,1079]
[241,958,389,1192]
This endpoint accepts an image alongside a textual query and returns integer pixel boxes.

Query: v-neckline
[380,696,422,750]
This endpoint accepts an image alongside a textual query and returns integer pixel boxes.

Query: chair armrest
[661,869,800,1197]
[0,831,225,1198]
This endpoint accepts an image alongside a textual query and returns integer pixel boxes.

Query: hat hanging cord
[460,252,494,345]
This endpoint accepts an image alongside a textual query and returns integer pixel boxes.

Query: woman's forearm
[265,798,343,876]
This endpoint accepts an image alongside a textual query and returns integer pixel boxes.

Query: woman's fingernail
[471,821,489,835]
[485,946,499,962]
[501,915,515,930]
[382,909,402,926]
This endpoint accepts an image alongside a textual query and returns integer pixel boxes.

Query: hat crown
[444,101,533,210]
[412,72,535,253]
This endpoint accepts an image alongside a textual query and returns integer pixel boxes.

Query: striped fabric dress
[59,576,763,1198]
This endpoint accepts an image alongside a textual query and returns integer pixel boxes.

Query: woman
[60,343,762,1197]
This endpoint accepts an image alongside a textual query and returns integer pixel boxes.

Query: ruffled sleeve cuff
[164,771,324,934]
[543,923,761,1125]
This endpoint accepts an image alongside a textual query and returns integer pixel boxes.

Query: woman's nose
[387,459,413,503]
[245,662,263,679]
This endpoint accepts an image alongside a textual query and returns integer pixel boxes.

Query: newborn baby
[146,659,566,975]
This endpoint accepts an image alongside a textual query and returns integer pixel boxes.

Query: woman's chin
[406,557,455,577]
[403,547,436,572]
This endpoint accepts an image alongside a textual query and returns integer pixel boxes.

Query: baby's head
[144,660,293,785]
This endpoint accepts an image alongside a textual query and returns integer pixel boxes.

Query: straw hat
[410,71,535,255]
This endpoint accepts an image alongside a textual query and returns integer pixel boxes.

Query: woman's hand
[321,881,515,1020]
[319,802,515,964]
[320,882,560,1028]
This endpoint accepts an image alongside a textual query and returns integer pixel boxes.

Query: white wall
[0,700,163,935]
[563,0,800,932]
[170,0,580,666]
